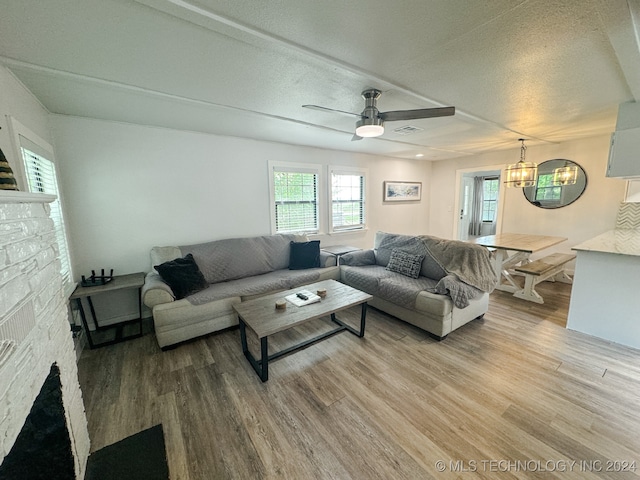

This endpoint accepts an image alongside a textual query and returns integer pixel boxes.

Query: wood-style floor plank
[77,281,640,479]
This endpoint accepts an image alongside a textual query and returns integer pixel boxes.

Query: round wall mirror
[522,159,587,209]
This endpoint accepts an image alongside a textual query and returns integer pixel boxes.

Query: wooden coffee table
[233,279,372,382]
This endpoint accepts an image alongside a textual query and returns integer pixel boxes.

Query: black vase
[0,147,19,191]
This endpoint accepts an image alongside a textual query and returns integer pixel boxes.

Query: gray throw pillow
[386,249,424,279]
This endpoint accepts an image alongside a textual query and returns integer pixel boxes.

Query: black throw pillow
[155,253,208,299]
[289,241,321,270]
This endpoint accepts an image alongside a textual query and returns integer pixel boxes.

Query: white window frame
[268,161,325,235]
[329,166,368,234]
[7,116,75,297]
[481,177,499,222]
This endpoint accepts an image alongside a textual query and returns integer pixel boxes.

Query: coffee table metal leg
[239,317,248,354]
[239,317,269,382]
[259,337,268,382]
[330,302,368,337]
[358,302,367,337]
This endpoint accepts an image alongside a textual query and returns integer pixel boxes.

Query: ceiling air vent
[393,125,424,135]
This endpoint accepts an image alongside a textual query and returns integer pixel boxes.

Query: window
[330,169,366,232]
[269,162,321,234]
[481,177,499,222]
[21,147,73,292]
[8,117,74,296]
[535,173,562,202]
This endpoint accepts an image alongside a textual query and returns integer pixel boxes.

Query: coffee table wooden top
[233,279,372,338]
[474,233,567,253]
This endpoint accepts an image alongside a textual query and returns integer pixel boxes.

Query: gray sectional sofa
[142,234,339,348]
[143,231,496,349]
[340,232,497,339]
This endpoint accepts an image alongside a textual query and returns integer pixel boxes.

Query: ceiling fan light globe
[355,116,384,137]
[355,124,384,137]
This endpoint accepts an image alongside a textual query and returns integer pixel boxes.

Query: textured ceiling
[0,0,639,160]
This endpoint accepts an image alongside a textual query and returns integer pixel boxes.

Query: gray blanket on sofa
[374,232,497,293]
[432,274,484,309]
[419,235,497,293]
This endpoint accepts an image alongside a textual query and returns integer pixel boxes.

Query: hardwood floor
[77,281,640,479]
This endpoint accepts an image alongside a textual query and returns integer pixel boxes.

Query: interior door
[457,176,473,240]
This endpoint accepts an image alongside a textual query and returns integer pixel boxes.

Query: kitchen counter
[571,229,640,256]
[567,228,640,350]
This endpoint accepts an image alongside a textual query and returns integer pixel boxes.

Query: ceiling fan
[303,89,455,140]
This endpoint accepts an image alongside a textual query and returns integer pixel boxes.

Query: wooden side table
[70,272,145,349]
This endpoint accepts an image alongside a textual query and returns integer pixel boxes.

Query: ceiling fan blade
[379,106,455,122]
[302,104,364,118]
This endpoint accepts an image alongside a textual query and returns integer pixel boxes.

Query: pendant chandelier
[504,139,537,188]
[552,160,578,186]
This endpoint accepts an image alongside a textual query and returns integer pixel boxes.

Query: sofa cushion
[378,274,439,309]
[185,267,332,305]
[386,249,424,279]
[187,271,290,305]
[181,234,300,284]
[277,268,323,288]
[154,253,208,300]
[289,240,321,269]
[340,265,393,296]
[340,249,376,266]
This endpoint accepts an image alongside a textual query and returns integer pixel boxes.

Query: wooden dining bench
[513,253,576,303]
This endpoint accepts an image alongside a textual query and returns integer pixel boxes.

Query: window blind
[21,148,73,293]
[331,173,365,231]
[273,170,319,234]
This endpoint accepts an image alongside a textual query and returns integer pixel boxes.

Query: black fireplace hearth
[0,364,74,480]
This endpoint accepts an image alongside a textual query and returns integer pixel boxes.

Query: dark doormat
[85,424,169,480]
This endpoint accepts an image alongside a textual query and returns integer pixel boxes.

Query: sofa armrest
[142,271,175,308]
[340,249,376,266]
[320,250,337,267]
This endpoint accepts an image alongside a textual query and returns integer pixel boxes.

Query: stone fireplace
[0,192,90,478]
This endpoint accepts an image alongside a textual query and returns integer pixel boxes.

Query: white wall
[0,66,52,180]
[50,116,433,278]
[429,135,628,257]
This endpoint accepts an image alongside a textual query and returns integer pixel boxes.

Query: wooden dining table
[473,233,568,293]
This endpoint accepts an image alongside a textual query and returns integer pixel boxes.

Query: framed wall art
[383,181,422,202]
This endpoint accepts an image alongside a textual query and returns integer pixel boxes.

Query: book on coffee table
[285,289,321,307]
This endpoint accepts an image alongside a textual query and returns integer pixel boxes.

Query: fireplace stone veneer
[0,192,90,478]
